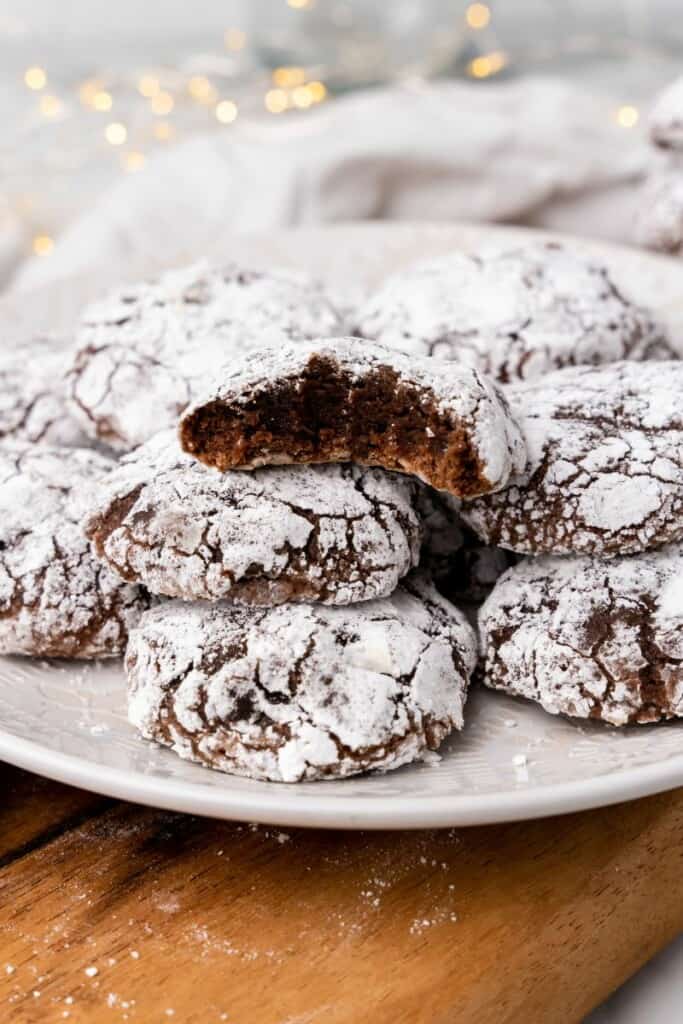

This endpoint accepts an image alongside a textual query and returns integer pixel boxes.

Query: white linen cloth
[10,77,651,293]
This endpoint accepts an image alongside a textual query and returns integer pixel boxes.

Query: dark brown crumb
[180,339,527,499]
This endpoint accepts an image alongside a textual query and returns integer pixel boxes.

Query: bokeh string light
[24,66,47,91]
[467,50,508,78]
[615,104,639,127]
[4,2,655,264]
[466,4,491,30]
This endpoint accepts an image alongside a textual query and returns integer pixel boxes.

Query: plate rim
[1,724,682,829]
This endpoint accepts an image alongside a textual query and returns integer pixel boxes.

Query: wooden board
[0,765,682,1023]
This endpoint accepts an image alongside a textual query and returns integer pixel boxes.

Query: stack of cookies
[2,242,682,783]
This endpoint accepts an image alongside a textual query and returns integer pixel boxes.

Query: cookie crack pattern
[126,573,478,781]
[84,430,423,606]
[462,360,683,557]
[0,336,89,448]
[0,443,148,658]
[66,263,343,451]
[352,242,673,383]
[479,547,683,725]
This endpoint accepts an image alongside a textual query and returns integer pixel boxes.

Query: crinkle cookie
[85,429,422,605]
[179,337,527,498]
[650,75,683,150]
[636,171,683,255]
[0,444,147,658]
[126,574,478,782]
[1,336,89,447]
[462,361,683,557]
[66,262,343,452]
[416,486,514,605]
[352,243,673,383]
[479,547,683,725]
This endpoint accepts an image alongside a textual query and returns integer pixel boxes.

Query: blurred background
[1,0,682,292]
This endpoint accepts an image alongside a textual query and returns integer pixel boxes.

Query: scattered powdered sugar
[85,428,423,606]
[0,443,147,658]
[181,336,527,497]
[126,572,477,782]
[463,361,683,556]
[409,910,459,935]
[66,261,343,451]
[352,242,673,382]
[479,545,683,725]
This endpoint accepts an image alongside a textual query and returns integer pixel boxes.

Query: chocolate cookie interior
[180,354,488,497]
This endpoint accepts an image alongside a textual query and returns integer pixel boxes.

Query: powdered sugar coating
[126,573,477,782]
[479,547,683,725]
[85,429,422,605]
[353,243,673,382]
[1,336,90,447]
[650,76,683,150]
[180,336,527,497]
[66,262,343,452]
[0,443,147,658]
[462,361,683,557]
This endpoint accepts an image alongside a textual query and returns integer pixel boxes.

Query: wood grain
[0,765,108,866]
[0,766,682,1023]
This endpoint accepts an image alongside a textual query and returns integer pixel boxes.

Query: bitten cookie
[179,337,527,498]
[462,361,683,557]
[650,75,683,150]
[479,547,683,725]
[85,429,422,605]
[0,444,147,658]
[1,336,90,447]
[352,243,673,382]
[126,574,478,782]
[66,262,343,452]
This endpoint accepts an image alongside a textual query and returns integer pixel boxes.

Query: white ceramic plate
[2,222,683,829]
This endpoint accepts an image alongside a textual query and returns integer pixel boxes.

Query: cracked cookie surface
[85,429,422,605]
[1,336,90,447]
[66,262,343,452]
[0,443,147,658]
[353,242,674,382]
[126,573,478,782]
[479,547,683,725]
[462,361,683,557]
[179,336,527,498]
